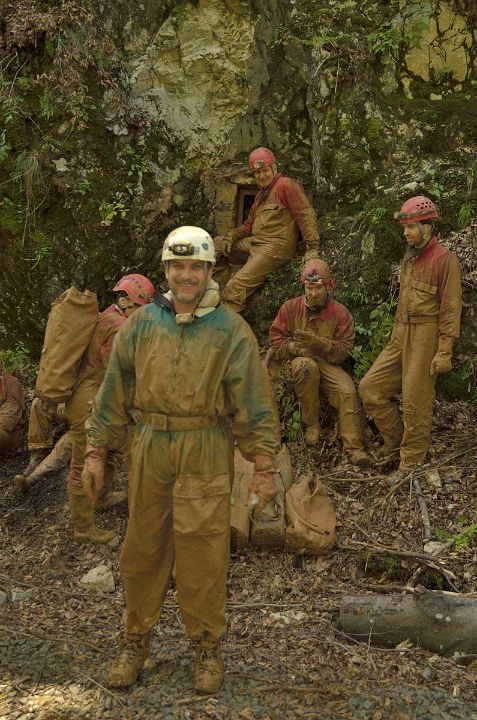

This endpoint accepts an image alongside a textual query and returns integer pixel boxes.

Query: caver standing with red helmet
[269,258,371,467]
[359,196,462,483]
[15,274,155,544]
[213,147,320,313]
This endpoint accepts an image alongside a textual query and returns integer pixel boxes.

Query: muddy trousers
[213,236,291,313]
[27,397,58,451]
[0,426,23,454]
[120,424,232,643]
[290,357,365,452]
[358,322,438,468]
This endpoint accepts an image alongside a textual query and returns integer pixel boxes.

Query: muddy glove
[82,445,108,502]
[302,248,320,264]
[214,233,236,257]
[249,454,279,515]
[430,336,454,376]
[287,341,313,358]
[294,330,332,354]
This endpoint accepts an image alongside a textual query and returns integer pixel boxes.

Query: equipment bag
[285,474,336,555]
[249,445,295,549]
[35,287,99,403]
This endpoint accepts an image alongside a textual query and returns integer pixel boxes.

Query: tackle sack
[285,474,336,555]
[249,444,295,549]
[230,450,252,549]
[36,287,99,403]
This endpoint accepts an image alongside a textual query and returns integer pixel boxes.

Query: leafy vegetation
[0,341,36,373]
[351,295,398,378]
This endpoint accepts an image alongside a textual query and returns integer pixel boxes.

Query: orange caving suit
[359,236,462,469]
[86,300,281,643]
[215,173,320,312]
[0,372,24,453]
[65,304,128,488]
[269,295,365,452]
[27,305,127,461]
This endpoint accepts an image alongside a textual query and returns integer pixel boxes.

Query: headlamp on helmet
[162,226,216,265]
[248,147,276,173]
[395,196,439,224]
[300,259,335,291]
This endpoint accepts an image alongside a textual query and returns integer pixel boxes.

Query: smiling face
[253,164,276,189]
[165,259,213,313]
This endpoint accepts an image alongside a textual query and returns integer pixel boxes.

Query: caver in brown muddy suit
[269,259,371,467]
[82,226,281,695]
[359,196,462,481]
[213,147,320,313]
[0,370,24,454]
[15,275,155,544]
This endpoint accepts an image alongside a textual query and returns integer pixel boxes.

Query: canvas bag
[249,444,295,549]
[285,474,336,555]
[36,287,99,403]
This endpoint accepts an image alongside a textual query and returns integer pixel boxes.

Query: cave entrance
[236,186,257,225]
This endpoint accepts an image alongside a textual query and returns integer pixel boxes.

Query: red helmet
[248,147,276,173]
[300,259,335,291]
[395,196,439,224]
[113,274,155,306]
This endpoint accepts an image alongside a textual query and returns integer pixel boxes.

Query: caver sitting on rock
[0,368,24,455]
[268,258,371,467]
[213,146,320,313]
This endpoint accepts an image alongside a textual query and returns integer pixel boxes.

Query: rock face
[0,0,475,394]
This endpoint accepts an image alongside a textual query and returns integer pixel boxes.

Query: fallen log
[338,587,477,657]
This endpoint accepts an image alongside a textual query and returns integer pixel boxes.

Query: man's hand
[302,248,320,264]
[214,234,235,257]
[82,445,107,502]
[430,336,454,376]
[287,341,313,358]
[294,329,332,354]
[430,352,452,376]
[249,454,279,515]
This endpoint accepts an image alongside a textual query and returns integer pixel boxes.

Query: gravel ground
[2,399,477,720]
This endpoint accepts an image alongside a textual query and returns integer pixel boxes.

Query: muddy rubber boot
[194,634,224,694]
[388,465,417,485]
[93,462,128,511]
[374,443,400,468]
[13,449,50,491]
[94,490,128,512]
[68,486,117,544]
[107,633,150,688]
[16,435,72,492]
[304,424,320,446]
[348,449,373,468]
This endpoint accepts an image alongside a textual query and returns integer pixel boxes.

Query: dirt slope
[1,399,477,720]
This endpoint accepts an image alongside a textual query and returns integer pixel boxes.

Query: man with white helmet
[82,226,281,694]
[359,196,462,482]
[14,274,155,545]
[269,258,371,467]
[214,146,320,312]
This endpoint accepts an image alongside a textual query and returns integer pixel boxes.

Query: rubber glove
[82,445,107,502]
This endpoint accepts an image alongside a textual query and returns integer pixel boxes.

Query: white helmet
[162,226,216,265]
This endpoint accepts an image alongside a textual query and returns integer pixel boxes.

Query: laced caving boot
[194,633,224,694]
[107,632,151,688]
